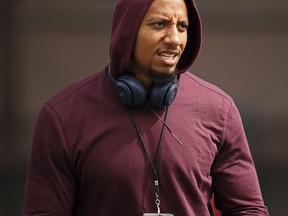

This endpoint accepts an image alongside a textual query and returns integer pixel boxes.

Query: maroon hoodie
[23,0,269,215]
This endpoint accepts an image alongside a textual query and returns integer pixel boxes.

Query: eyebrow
[147,17,170,23]
[147,16,188,24]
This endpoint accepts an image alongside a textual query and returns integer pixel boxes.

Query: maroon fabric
[23,70,268,215]
[23,0,269,215]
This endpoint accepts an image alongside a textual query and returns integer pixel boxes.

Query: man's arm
[23,104,76,215]
[212,101,269,215]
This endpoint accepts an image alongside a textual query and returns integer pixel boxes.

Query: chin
[147,65,178,86]
[154,65,177,74]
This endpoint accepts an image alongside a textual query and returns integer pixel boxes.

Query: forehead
[144,0,188,19]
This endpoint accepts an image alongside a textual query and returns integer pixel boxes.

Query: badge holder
[143,214,174,216]
[143,181,174,216]
[128,108,174,216]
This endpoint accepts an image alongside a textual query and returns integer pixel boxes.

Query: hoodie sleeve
[22,104,76,216]
[211,101,269,215]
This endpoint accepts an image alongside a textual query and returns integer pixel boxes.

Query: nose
[164,25,182,47]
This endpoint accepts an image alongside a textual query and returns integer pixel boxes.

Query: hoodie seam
[183,72,233,102]
[48,72,105,108]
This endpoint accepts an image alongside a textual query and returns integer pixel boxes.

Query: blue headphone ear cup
[118,75,147,107]
[108,69,147,107]
[149,80,180,108]
[108,69,132,105]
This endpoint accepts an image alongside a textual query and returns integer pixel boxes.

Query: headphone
[108,67,180,108]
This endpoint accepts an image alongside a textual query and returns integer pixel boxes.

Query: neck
[134,72,153,92]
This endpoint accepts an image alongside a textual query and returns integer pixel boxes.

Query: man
[23,0,269,215]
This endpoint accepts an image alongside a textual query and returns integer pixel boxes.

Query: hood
[109,0,202,78]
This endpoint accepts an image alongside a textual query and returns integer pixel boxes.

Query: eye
[151,22,165,29]
[178,22,189,32]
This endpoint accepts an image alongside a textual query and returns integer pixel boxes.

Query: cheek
[134,33,154,63]
[181,33,188,48]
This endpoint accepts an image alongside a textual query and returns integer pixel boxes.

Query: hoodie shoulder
[182,71,233,103]
[45,69,107,108]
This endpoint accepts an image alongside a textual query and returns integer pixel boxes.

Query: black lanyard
[126,106,169,213]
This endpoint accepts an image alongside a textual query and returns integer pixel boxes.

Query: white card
[143,213,174,216]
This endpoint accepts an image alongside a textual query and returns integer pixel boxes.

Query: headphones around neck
[108,67,180,108]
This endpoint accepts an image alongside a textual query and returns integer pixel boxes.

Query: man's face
[131,0,188,87]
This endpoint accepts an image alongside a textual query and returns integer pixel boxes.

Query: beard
[147,66,178,86]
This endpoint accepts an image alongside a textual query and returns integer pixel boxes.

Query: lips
[158,49,180,65]
[160,53,176,59]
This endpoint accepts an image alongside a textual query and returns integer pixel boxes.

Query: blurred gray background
[1,0,287,215]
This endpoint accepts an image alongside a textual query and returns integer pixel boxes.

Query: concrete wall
[1,0,287,215]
